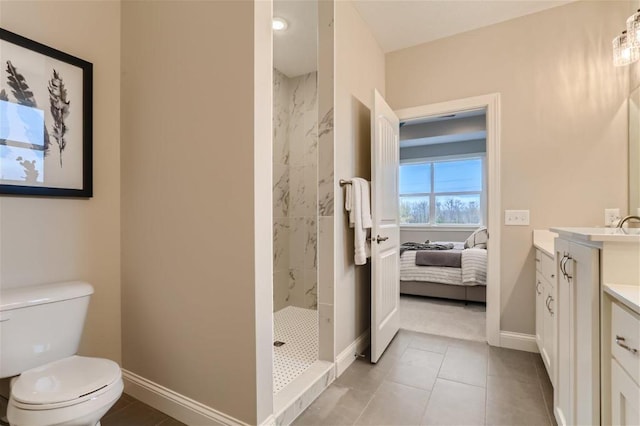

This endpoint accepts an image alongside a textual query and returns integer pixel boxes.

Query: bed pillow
[464,226,488,249]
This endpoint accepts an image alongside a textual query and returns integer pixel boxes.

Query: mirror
[629,86,640,216]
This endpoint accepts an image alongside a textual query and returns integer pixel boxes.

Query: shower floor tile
[273,306,318,393]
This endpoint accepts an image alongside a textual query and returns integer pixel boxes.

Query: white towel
[345,178,372,265]
[345,182,354,223]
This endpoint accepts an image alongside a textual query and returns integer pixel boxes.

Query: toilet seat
[11,355,121,409]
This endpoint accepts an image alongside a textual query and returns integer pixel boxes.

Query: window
[399,156,485,226]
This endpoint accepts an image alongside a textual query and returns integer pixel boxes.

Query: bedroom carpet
[400,294,486,342]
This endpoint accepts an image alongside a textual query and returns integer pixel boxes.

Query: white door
[370,89,400,363]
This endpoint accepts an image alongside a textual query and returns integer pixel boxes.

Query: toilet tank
[0,281,94,378]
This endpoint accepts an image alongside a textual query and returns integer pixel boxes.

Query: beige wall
[387,0,632,334]
[0,0,122,362]
[334,0,385,355]
[121,1,259,423]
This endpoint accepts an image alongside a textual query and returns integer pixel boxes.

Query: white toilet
[0,281,123,426]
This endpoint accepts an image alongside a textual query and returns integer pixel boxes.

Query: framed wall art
[0,27,92,197]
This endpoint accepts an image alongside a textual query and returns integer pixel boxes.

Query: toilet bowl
[7,355,123,426]
[7,356,123,426]
[0,282,124,426]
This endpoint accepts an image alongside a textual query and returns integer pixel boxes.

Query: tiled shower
[273,69,318,312]
[271,1,335,408]
[272,68,319,392]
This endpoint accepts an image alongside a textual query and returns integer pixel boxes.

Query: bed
[399,241,487,303]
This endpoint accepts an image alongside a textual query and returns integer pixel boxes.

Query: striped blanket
[400,246,487,286]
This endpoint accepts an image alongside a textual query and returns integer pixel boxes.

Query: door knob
[375,235,389,244]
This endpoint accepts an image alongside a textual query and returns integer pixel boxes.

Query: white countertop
[533,229,557,257]
[604,284,640,315]
[550,227,640,243]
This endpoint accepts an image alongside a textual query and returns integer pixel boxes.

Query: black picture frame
[0,27,93,198]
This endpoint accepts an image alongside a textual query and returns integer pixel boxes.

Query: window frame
[399,153,486,229]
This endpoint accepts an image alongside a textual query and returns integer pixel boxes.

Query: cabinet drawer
[535,250,542,272]
[612,302,640,384]
[612,358,640,425]
[540,252,555,286]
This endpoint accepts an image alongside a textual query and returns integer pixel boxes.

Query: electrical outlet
[604,208,620,227]
[505,210,530,226]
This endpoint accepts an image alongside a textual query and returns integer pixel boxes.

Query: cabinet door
[543,282,556,387]
[571,242,600,426]
[555,238,572,426]
[554,238,600,426]
[536,270,545,352]
[612,359,640,426]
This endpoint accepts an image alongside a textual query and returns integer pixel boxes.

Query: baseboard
[499,331,539,353]
[122,369,249,426]
[335,329,370,377]
[259,414,276,426]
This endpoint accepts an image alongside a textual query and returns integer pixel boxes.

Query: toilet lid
[12,355,121,405]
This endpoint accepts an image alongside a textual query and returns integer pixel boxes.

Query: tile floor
[1,330,555,426]
[294,329,556,426]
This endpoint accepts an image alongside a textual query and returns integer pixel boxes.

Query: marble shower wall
[273,68,318,312]
[317,0,335,362]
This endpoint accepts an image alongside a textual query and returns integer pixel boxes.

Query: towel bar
[339,179,352,186]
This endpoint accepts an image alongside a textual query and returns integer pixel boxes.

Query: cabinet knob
[615,336,638,354]
[560,254,573,282]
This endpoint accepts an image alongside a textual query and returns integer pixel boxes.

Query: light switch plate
[604,208,620,227]
[505,210,530,226]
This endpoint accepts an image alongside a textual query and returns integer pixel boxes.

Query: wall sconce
[614,9,640,67]
[613,30,638,67]
[628,9,640,45]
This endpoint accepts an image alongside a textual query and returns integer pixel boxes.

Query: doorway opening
[395,94,501,346]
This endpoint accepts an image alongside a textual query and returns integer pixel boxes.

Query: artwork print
[0,28,92,197]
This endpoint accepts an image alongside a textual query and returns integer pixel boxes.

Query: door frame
[394,93,501,347]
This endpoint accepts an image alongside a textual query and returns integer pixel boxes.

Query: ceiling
[353,0,574,53]
[273,0,317,78]
[273,0,575,77]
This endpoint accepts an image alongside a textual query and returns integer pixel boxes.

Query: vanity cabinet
[604,288,640,426]
[554,237,600,426]
[535,248,556,385]
[610,302,640,425]
[550,227,640,426]
[611,358,640,425]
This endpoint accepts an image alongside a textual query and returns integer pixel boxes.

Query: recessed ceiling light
[273,17,288,31]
